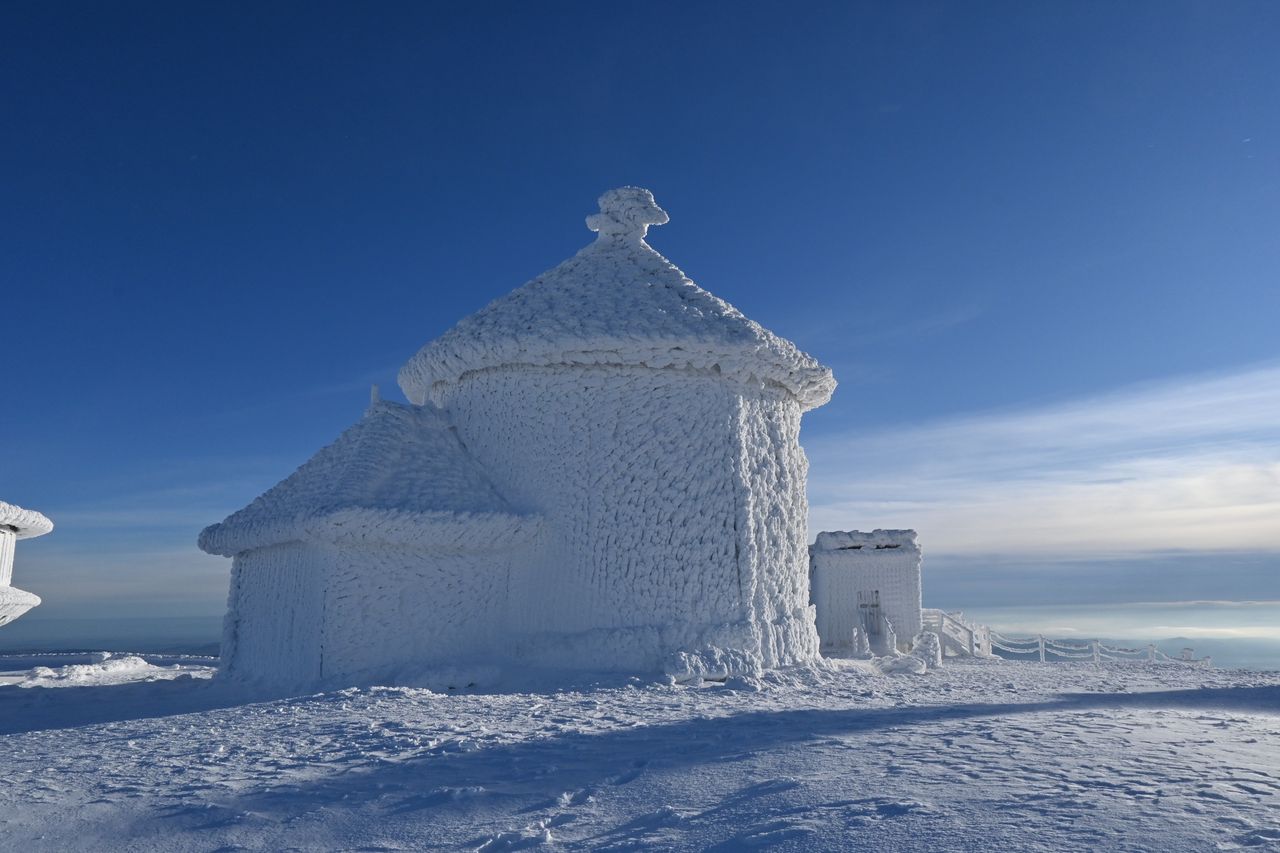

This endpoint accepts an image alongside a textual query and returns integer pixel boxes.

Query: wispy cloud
[788,303,983,356]
[806,361,1280,558]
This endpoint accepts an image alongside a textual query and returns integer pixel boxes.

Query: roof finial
[586,187,669,243]
[370,384,381,406]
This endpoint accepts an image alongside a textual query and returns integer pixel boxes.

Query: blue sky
[2,2,1278,634]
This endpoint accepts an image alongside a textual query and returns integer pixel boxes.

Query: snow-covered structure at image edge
[199,187,837,687]
[810,530,922,655]
[0,501,52,627]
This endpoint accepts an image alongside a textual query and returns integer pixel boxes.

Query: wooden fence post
[1038,635,1046,663]
[1092,639,1100,664]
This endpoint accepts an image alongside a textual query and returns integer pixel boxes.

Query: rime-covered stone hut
[0,501,52,628]
[200,188,836,687]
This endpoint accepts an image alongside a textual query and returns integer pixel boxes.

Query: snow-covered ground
[0,652,215,688]
[0,657,1277,851]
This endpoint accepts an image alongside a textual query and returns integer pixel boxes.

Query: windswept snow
[9,654,215,688]
[0,658,1277,851]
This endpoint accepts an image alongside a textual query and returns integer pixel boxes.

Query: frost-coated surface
[441,367,819,675]
[0,585,41,628]
[203,188,833,686]
[200,401,531,557]
[730,392,820,669]
[0,527,15,587]
[811,530,923,652]
[398,188,835,412]
[221,543,325,686]
[0,501,49,626]
[1,658,1277,852]
[221,538,525,688]
[0,501,53,539]
[322,543,515,683]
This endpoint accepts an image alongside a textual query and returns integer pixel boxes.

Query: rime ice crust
[585,186,670,240]
[202,401,541,687]
[0,586,41,628]
[198,401,538,557]
[810,530,923,653]
[0,502,54,539]
[0,501,50,627]
[397,188,835,413]
[437,367,820,676]
[813,529,920,552]
[204,187,835,687]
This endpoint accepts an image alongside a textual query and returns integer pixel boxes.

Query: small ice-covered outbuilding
[810,530,923,655]
[199,397,542,685]
[201,187,836,687]
[0,501,52,627]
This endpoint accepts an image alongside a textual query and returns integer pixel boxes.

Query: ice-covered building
[0,501,52,627]
[810,529,922,655]
[198,396,542,685]
[201,187,836,687]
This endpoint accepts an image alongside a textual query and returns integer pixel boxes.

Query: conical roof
[198,400,539,556]
[0,502,53,539]
[397,187,835,411]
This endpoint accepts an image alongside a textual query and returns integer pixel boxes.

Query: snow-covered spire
[585,186,669,243]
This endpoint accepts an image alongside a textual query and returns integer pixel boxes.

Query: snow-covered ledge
[0,501,52,627]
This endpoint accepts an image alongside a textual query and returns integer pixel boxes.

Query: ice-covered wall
[221,543,325,686]
[0,528,15,587]
[222,538,530,687]
[810,530,922,653]
[439,365,819,676]
[322,542,522,683]
[731,392,820,669]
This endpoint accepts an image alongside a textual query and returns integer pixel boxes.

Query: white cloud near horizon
[805,361,1280,559]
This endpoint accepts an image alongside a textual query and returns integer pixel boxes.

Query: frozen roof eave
[0,502,53,540]
[198,507,541,558]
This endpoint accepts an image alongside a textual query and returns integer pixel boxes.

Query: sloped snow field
[0,657,1277,852]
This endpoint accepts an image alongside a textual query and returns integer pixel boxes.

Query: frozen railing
[988,632,1212,666]
[922,609,992,657]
